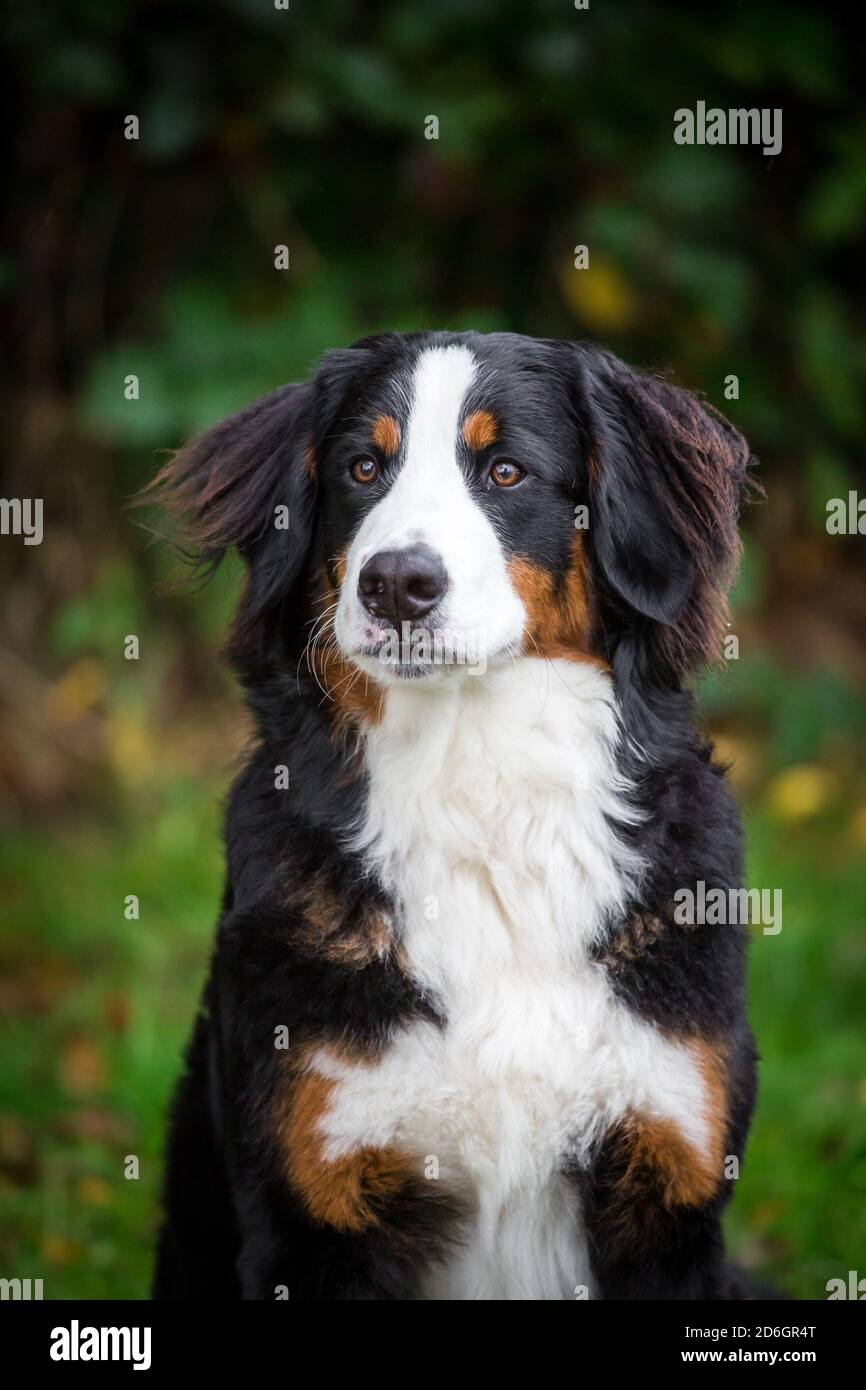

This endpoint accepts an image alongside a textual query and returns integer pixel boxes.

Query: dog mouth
[351,621,489,680]
[359,653,435,680]
[356,626,448,679]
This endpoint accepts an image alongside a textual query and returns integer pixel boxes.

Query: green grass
[0,777,224,1298]
[1,778,864,1299]
[725,810,866,1298]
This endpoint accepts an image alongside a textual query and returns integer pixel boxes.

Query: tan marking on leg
[611,1113,718,1209]
[277,1061,419,1232]
[603,1038,729,1230]
[371,414,400,457]
[462,409,498,451]
[692,1036,729,1183]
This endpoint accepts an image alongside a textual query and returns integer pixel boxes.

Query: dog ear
[144,382,317,627]
[575,344,753,680]
[148,382,315,565]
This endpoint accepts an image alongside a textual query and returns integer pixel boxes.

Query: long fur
[149,331,758,1301]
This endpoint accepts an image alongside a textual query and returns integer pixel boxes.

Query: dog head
[150,331,752,718]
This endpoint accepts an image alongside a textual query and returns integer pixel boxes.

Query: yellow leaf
[710,734,758,791]
[106,711,153,783]
[42,658,107,727]
[43,1235,83,1266]
[76,1176,112,1206]
[767,765,838,823]
[559,255,636,331]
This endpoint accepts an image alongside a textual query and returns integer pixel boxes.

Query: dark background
[1,0,864,1297]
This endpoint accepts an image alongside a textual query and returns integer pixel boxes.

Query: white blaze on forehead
[402,344,477,487]
[351,343,483,555]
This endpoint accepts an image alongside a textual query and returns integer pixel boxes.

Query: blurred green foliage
[6,0,864,496]
[0,780,222,1297]
[2,0,864,1299]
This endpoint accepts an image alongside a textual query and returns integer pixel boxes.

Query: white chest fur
[311,660,714,1300]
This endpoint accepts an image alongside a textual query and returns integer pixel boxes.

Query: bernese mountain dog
[150,330,758,1301]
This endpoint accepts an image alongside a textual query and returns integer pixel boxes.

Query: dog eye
[489,459,525,488]
[350,456,380,484]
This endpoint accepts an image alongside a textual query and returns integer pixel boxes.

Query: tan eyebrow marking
[371,414,400,457]
[462,410,498,451]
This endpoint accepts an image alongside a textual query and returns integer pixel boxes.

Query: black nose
[358,544,448,627]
